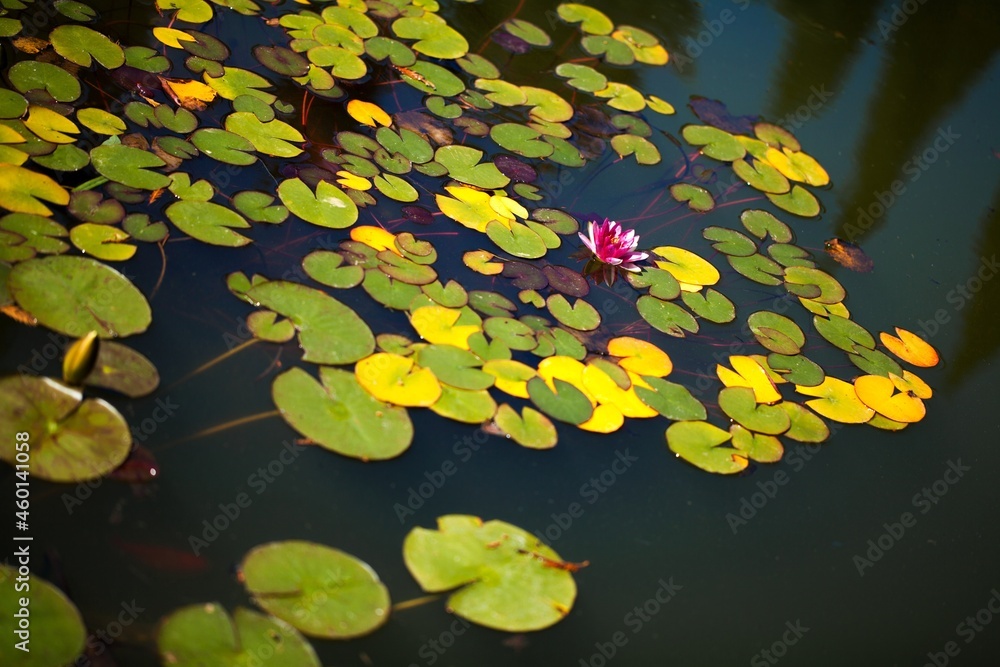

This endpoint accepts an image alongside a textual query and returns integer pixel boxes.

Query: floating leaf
[166,200,251,247]
[190,128,257,165]
[416,344,494,391]
[814,314,874,353]
[69,222,136,261]
[486,220,547,259]
[879,327,940,367]
[637,295,698,337]
[681,288,735,323]
[273,367,412,460]
[355,352,441,407]
[666,421,746,474]
[670,183,714,212]
[718,387,790,435]
[302,251,363,289]
[0,165,69,215]
[611,134,660,165]
[392,14,469,59]
[651,246,720,290]
[555,62,607,92]
[431,385,497,423]
[0,565,85,666]
[491,123,553,159]
[0,376,131,482]
[703,226,757,257]
[241,541,390,638]
[8,61,81,102]
[717,355,782,404]
[730,425,783,463]
[527,376,593,424]
[546,294,600,331]
[796,376,874,424]
[157,604,320,667]
[767,353,824,387]
[404,515,577,630]
[435,145,510,189]
[84,341,160,398]
[682,125,745,161]
[557,3,613,34]
[728,253,784,286]
[91,144,170,190]
[9,256,150,337]
[581,364,656,418]
[748,311,805,355]
[278,178,358,229]
[633,376,706,421]
[347,99,392,128]
[225,113,303,157]
[854,374,925,423]
[247,280,374,365]
[50,25,125,68]
[740,209,792,243]
[766,185,821,217]
[411,305,480,349]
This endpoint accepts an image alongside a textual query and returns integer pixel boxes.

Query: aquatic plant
[0,0,944,660]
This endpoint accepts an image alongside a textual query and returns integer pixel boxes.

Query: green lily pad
[157,604,320,667]
[363,269,422,309]
[122,213,168,242]
[91,144,170,190]
[8,61,81,103]
[493,404,557,449]
[392,14,469,59]
[0,376,131,482]
[813,314,875,353]
[469,291,516,318]
[0,565,85,667]
[531,208,579,235]
[416,345,494,391]
[365,36,416,66]
[732,157,791,194]
[225,112,303,157]
[303,251,364,289]
[527,376,593,424]
[671,183,715,212]
[69,222,136,261]
[233,191,288,224]
[637,295,698,337]
[740,209,792,243]
[666,421,746,474]
[166,200,251,247]
[594,82,645,111]
[486,220,547,259]
[272,367,411,460]
[431,385,497,423]
[206,67,275,103]
[377,250,437,285]
[9,256,150,337]
[377,127,433,164]
[254,45,310,76]
[769,243,814,269]
[611,134,660,165]
[83,341,160,397]
[581,35,634,65]
[848,345,903,377]
[555,62,607,92]
[504,18,551,46]
[748,311,805,354]
[557,3,613,34]
[240,540,389,639]
[404,515,576,630]
[247,280,374,365]
[755,122,801,151]
[767,353,824,387]
[718,387,790,434]
[546,294,600,331]
[190,128,257,165]
[681,288,735,323]
[490,123,553,159]
[634,376,707,421]
[49,25,125,68]
[728,253,785,286]
[766,185,821,217]
[456,52,499,79]
[32,144,88,172]
[703,226,756,257]
[278,178,358,229]
[682,125,746,161]
[422,280,468,308]
[55,0,97,20]
[373,173,419,202]
[626,267,680,300]
[779,401,830,443]
[125,45,170,72]
[784,266,844,304]
[435,145,510,189]
[483,316,535,351]
[247,310,295,343]
[730,425,784,463]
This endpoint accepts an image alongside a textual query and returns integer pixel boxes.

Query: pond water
[3,0,1000,665]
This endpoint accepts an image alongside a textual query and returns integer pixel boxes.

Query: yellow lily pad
[795,376,874,424]
[410,305,480,349]
[355,352,441,407]
[607,336,672,377]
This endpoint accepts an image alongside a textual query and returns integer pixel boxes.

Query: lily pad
[681,125,745,161]
[486,220,547,259]
[666,421,747,474]
[247,280,374,365]
[8,61,82,102]
[273,367,412,460]
[681,288,735,323]
[633,376,706,421]
[728,253,785,286]
[9,256,150,337]
[779,401,830,443]
[703,226,756,257]
[767,353,824,387]
[278,178,358,229]
[611,134,660,165]
[718,387,790,435]
[748,311,805,354]
[636,295,698,337]
[91,144,170,190]
[157,604,320,667]
[813,314,874,353]
[436,145,510,189]
[431,385,497,423]
[740,209,793,243]
[493,404,557,449]
[766,185,821,217]
[166,200,251,247]
[0,565,85,667]
[527,376,592,424]
[355,352,441,407]
[0,165,70,216]
[302,251,363,289]
[404,515,577,631]
[83,341,159,397]
[546,294,600,331]
[392,14,469,59]
[241,540,390,638]
[0,376,131,482]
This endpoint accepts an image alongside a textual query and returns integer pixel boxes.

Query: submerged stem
[167,338,260,390]
[391,594,441,612]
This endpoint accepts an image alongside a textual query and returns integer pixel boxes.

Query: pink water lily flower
[579,218,648,272]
